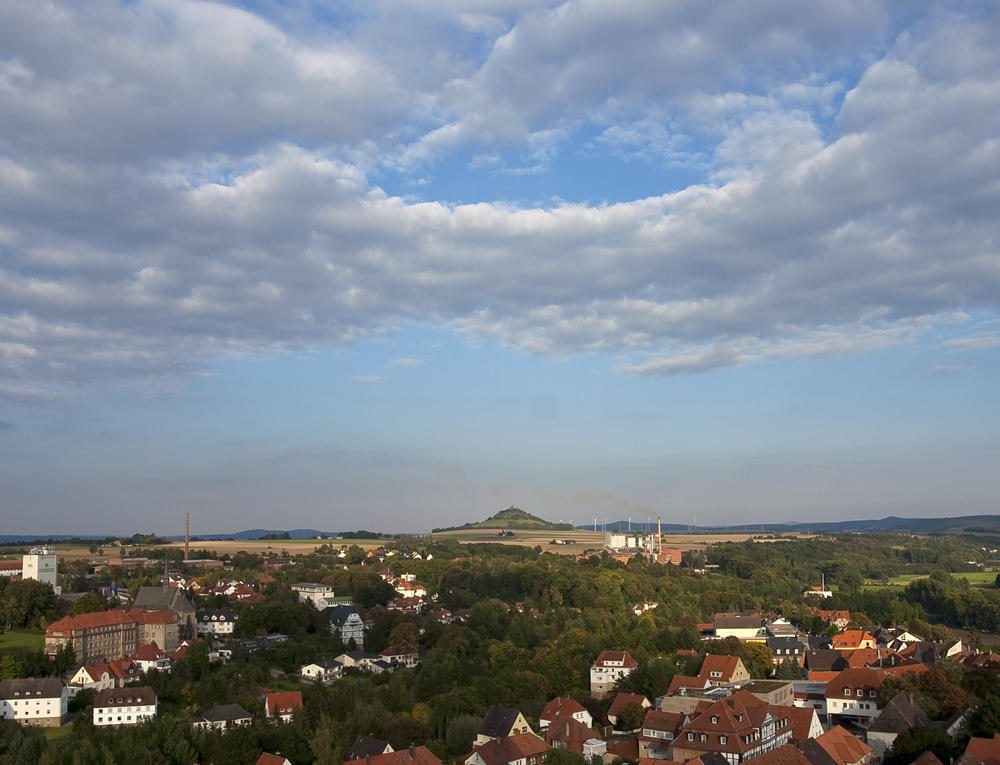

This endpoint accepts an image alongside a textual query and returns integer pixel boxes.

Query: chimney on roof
[409,745,415,759]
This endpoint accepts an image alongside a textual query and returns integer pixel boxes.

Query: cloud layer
[1,0,998,398]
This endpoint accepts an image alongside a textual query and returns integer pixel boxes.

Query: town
[1,518,1000,765]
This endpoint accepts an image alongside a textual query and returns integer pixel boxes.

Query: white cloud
[0,0,998,393]
[389,357,423,366]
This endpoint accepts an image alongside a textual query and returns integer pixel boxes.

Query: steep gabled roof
[265,691,303,717]
[347,735,394,760]
[965,734,1000,765]
[608,692,649,719]
[868,691,931,734]
[747,744,812,765]
[594,651,638,668]
[541,697,587,722]
[345,745,440,765]
[478,706,526,738]
[810,726,872,765]
[698,655,745,681]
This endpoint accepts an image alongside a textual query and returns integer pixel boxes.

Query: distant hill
[580,514,1000,536]
[433,507,574,532]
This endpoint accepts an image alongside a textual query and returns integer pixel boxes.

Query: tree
[739,642,775,679]
[968,695,1000,738]
[774,659,802,680]
[617,701,645,731]
[884,726,957,765]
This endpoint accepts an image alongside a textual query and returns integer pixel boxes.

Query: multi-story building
[131,609,180,652]
[667,691,796,763]
[197,609,238,636]
[329,605,365,648]
[0,678,68,728]
[590,651,638,698]
[44,611,139,664]
[93,687,157,728]
[22,547,59,593]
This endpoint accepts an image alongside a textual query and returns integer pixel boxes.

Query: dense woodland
[2,532,1000,765]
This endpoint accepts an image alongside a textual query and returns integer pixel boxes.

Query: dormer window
[720,736,727,745]
[687,733,694,742]
[857,689,863,697]
[711,716,718,724]
[843,687,850,695]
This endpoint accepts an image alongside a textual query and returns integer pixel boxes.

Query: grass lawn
[43,725,74,741]
[952,571,999,587]
[0,629,44,656]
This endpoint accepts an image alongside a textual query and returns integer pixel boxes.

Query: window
[688,733,694,742]
[857,690,863,697]
[711,716,718,724]
[870,690,876,697]
[720,736,727,745]
[700,734,707,743]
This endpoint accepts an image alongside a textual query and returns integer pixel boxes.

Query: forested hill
[433,506,574,532]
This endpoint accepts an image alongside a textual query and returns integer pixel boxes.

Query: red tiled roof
[966,734,1000,765]
[831,630,874,650]
[257,754,291,765]
[541,697,587,722]
[546,714,596,754]
[131,643,166,661]
[347,746,440,765]
[699,655,744,682]
[266,691,303,717]
[667,675,709,695]
[608,692,649,719]
[813,726,872,765]
[594,651,638,668]
[747,744,812,765]
[46,610,137,635]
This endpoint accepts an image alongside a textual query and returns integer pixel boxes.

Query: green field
[863,571,998,591]
[0,630,44,656]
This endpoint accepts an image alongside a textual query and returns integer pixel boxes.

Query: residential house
[801,726,873,765]
[830,631,875,652]
[637,709,685,760]
[68,663,115,695]
[300,658,343,684]
[0,678,67,728]
[590,651,638,698]
[546,714,597,754]
[191,703,252,730]
[668,691,796,764]
[960,734,1000,765]
[767,637,808,668]
[824,669,886,727]
[465,733,548,765]
[257,754,293,765]
[713,613,764,641]
[476,706,533,744]
[93,686,157,728]
[265,691,303,722]
[540,697,593,732]
[864,692,931,760]
[747,745,812,765]
[346,735,394,760]
[380,645,421,669]
[291,582,336,608]
[197,609,238,636]
[814,611,851,630]
[607,692,651,728]
[783,707,824,745]
[344,745,441,765]
[336,650,382,672]
[699,655,750,687]
[130,643,171,672]
[330,605,366,648]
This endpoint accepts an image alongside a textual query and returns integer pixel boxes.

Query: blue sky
[1,0,998,534]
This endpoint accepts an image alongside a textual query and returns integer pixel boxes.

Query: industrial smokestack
[658,515,662,557]
[185,513,190,561]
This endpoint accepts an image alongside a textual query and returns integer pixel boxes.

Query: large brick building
[45,611,140,664]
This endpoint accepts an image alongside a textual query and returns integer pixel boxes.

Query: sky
[1,0,999,536]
